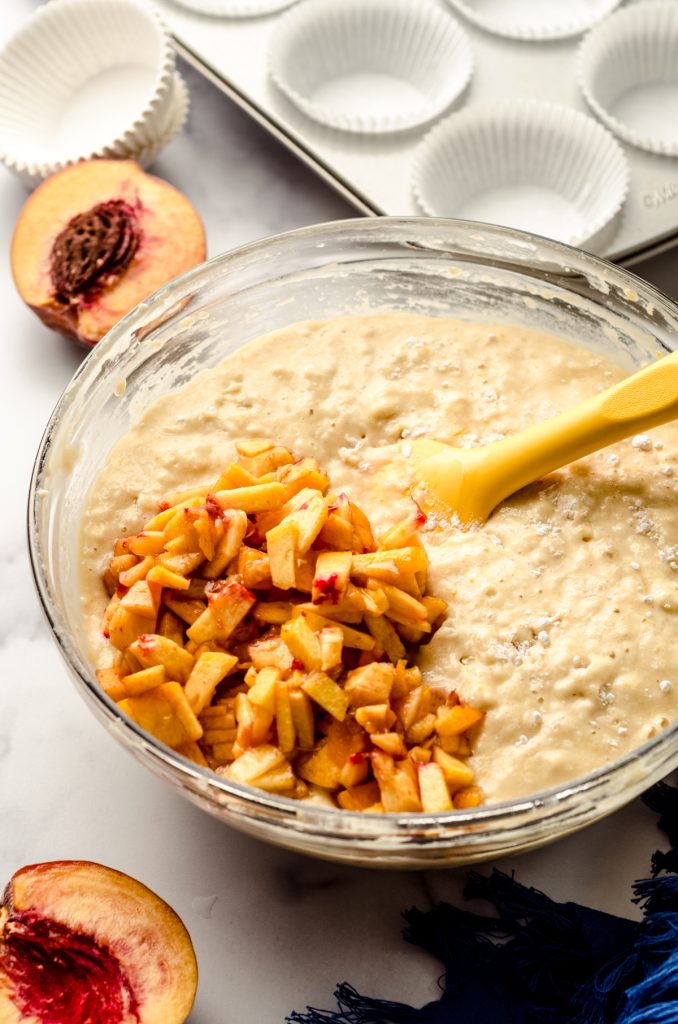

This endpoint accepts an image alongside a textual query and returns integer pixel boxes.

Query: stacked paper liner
[578,1,678,157]
[269,0,473,134]
[412,100,629,252]
[171,0,299,15]
[0,0,187,186]
[444,0,622,41]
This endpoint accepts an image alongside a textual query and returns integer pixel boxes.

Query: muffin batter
[80,314,678,803]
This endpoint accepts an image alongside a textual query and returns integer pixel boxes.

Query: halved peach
[0,861,197,1023]
[11,160,206,346]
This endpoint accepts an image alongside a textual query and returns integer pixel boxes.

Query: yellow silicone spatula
[411,349,678,526]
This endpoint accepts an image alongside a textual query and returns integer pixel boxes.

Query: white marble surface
[1,3,677,1021]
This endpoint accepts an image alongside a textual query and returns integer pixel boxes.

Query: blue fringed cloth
[287,782,678,1024]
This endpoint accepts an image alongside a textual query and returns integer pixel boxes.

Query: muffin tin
[156,0,678,263]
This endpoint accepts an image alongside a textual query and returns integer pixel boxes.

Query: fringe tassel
[287,781,678,1024]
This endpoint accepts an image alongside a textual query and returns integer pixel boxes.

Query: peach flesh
[0,861,198,1024]
[11,160,206,347]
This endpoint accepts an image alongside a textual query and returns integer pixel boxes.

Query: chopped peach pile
[98,440,484,814]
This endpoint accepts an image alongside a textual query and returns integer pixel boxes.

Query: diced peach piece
[187,577,255,644]
[248,636,294,673]
[299,610,376,651]
[422,595,448,625]
[317,512,354,550]
[371,732,408,758]
[96,667,126,702]
[277,459,329,502]
[295,602,362,625]
[381,583,429,623]
[118,555,156,588]
[237,441,294,477]
[225,744,289,785]
[352,547,427,580]
[297,745,340,789]
[266,519,299,590]
[123,682,202,747]
[378,511,426,550]
[234,693,273,751]
[203,509,248,579]
[253,601,294,625]
[163,597,206,626]
[184,652,238,715]
[325,717,367,765]
[157,609,185,646]
[238,546,272,588]
[432,747,475,790]
[346,583,388,616]
[281,616,322,671]
[364,614,406,662]
[435,705,484,738]
[158,551,205,576]
[107,606,149,651]
[348,497,378,552]
[203,726,237,745]
[312,550,352,605]
[121,664,166,696]
[319,625,344,671]
[453,785,483,809]
[146,564,191,591]
[212,741,236,763]
[337,780,381,811]
[406,712,437,745]
[289,690,315,750]
[302,671,349,722]
[120,580,159,619]
[418,762,453,812]
[274,681,296,754]
[344,663,395,707]
[246,666,280,714]
[282,494,328,554]
[354,703,396,734]
[109,553,137,578]
[339,752,369,789]
[129,634,194,684]
[371,752,422,813]
[393,685,430,732]
[125,531,167,556]
[176,740,209,767]
[143,506,176,531]
[214,482,285,513]
[408,745,433,764]
[214,463,258,490]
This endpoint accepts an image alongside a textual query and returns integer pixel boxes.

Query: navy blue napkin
[287,782,678,1024]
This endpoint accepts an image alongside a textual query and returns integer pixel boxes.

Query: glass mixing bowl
[29,218,678,868]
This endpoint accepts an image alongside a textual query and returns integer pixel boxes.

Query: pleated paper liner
[170,0,298,16]
[412,100,629,252]
[268,0,473,134]
[444,0,622,41]
[578,1,678,157]
[0,0,176,186]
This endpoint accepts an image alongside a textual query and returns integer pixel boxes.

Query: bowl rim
[28,214,678,838]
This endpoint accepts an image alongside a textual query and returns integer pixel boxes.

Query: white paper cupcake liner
[444,0,622,41]
[125,71,190,169]
[578,2,678,157]
[0,0,176,185]
[268,0,473,134]
[170,0,298,15]
[412,100,629,252]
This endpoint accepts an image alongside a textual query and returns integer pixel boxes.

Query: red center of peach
[3,910,139,1024]
[49,199,142,304]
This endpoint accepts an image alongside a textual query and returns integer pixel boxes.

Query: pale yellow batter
[80,315,678,803]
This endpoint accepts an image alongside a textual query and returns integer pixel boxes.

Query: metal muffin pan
[157,0,678,265]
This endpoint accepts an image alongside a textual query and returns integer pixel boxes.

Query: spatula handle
[486,349,678,510]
